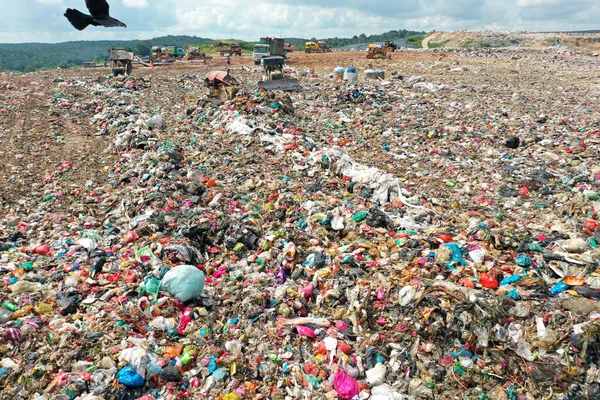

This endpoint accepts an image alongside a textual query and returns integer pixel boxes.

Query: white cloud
[123,0,149,8]
[516,0,564,5]
[2,0,600,43]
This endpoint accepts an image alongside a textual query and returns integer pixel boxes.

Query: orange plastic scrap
[164,345,184,358]
[563,276,586,286]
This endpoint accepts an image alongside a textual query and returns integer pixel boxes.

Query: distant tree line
[284,29,426,49]
[0,30,426,72]
[0,35,212,72]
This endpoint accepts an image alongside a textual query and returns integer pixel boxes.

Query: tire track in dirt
[0,72,115,208]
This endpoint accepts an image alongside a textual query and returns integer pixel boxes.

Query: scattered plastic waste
[1,49,600,399]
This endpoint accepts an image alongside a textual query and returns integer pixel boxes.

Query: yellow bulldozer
[366,44,391,60]
[305,41,331,54]
[183,47,212,62]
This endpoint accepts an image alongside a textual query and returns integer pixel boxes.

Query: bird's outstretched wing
[86,0,110,17]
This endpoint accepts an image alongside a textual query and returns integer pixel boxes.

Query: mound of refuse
[1,51,600,400]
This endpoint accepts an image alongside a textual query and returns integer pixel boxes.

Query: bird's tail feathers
[64,9,93,31]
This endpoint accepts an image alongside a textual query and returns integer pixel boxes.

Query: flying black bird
[64,0,127,31]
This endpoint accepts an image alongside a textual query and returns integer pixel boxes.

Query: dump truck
[151,46,185,60]
[253,43,271,65]
[318,41,332,52]
[253,37,287,65]
[284,43,297,53]
[261,37,286,56]
[257,56,300,92]
[214,42,242,57]
[366,44,391,60]
[184,47,212,62]
[305,41,331,53]
[108,48,133,75]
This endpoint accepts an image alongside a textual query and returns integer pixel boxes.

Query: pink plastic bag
[334,370,359,400]
[178,308,193,335]
[299,283,314,299]
[294,325,316,339]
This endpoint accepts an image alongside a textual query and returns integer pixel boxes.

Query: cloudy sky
[1,0,599,43]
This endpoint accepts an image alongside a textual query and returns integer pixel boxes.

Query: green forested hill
[0,30,425,72]
[0,35,213,72]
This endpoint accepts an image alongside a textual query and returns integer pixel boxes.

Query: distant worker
[227,55,231,65]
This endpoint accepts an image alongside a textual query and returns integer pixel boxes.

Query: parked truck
[214,42,242,57]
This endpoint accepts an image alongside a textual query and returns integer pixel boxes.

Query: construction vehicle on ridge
[305,41,331,53]
[151,46,185,60]
[184,47,212,62]
[366,44,392,60]
[382,40,399,53]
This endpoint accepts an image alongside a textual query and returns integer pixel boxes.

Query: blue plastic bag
[551,281,568,295]
[158,265,205,302]
[515,254,532,267]
[500,274,522,286]
[117,366,145,387]
[445,243,468,269]
[212,367,229,381]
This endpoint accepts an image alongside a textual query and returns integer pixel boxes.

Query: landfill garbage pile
[1,52,600,400]
[421,31,600,54]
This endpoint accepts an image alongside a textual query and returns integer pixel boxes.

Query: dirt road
[422,34,434,49]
